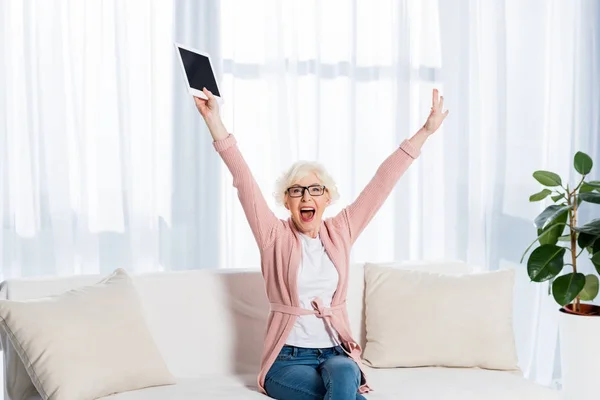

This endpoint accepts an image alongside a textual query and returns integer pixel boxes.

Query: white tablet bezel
[174,42,223,102]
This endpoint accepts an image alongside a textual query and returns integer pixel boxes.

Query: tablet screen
[178,47,221,96]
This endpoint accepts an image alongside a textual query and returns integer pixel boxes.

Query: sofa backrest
[0,260,473,397]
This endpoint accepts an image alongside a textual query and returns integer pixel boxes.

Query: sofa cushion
[0,268,175,400]
[346,260,475,350]
[362,265,519,370]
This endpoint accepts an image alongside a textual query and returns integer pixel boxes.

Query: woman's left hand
[423,89,449,135]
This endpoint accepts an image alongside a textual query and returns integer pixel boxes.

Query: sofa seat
[17,367,554,400]
[20,375,267,400]
[21,367,559,400]
[110,368,559,400]
[98,375,267,399]
[361,366,559,399]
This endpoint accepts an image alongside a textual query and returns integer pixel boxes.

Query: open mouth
[300,207,315,222]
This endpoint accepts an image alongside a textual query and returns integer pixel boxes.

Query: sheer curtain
[1,0,598,389]
[217,0,450,268]
[0,0,222,280]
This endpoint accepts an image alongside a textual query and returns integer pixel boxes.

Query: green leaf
[527,245,566,282]
[529,189,552,202]
[578,274,599,301]
[573,219,600,236]
[538,211,568,246]
[580,192,600,204]
[584,180,600,190]
[533,171,563,187]
[574,152,593,175]
[534,205,572,230]
[551,194,565,202]
[592,252,600,275]
[580,183,596,193]
[552,272,586,306]
[558,234,571,242]
[521,227,569,263]
[578,232,597,249]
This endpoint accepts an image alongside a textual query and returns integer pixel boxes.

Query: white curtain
[1,0,598,389]
[0,0,223,279]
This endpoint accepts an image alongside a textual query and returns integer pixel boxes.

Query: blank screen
[178,47,220,96]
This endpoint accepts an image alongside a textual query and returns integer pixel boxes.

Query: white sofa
[0,261,560,400]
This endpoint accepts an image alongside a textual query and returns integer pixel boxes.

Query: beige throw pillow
[0,268,176,400]
[362,265,519,371]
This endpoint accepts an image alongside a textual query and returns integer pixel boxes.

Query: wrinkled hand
[423,89,449,135]
[194,88,220,124]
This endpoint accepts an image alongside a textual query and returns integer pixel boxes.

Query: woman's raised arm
[195,88,280,250]
[335,89,449,243]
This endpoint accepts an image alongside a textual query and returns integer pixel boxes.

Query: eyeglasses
[287,185,326,198]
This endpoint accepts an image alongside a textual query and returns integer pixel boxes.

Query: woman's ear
[284,195,290,210]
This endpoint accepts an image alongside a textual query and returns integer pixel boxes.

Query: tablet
[174,42,222,101]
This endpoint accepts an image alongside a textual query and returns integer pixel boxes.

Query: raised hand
[194,88,220,124]
[194,87,228,141]
[423,88,449,135]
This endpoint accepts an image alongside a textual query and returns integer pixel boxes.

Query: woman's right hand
[194,87,228,141]
[194,88,220,123]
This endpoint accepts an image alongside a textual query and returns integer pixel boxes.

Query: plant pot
[558,304,600,400]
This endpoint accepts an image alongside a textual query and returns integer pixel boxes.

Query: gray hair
[274,161,340,206]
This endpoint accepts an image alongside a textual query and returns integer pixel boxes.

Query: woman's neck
[291,219,320,238]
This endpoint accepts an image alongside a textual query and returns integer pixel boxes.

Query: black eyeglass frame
[286,184,327,198]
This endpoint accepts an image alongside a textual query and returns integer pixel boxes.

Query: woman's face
[284,172,330,237]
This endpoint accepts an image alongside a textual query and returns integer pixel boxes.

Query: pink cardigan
[213,134,420,395]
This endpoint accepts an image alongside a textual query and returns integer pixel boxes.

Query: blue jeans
[265,345,367,400]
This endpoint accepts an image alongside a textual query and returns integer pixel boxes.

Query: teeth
[300,207,315,211]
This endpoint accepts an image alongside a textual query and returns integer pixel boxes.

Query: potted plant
[521,151,600,399]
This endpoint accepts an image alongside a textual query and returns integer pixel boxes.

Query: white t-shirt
[285,233,340,348]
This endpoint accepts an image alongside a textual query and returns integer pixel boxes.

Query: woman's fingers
[203,87,221,113]
[194,96,208,114]
[432,88,439,109]
[203,87,216,103]
[194,96,205,108]
[194,88,220,120]
[439,95,444,112]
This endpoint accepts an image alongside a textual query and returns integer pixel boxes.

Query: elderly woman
[195,88,448,400]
